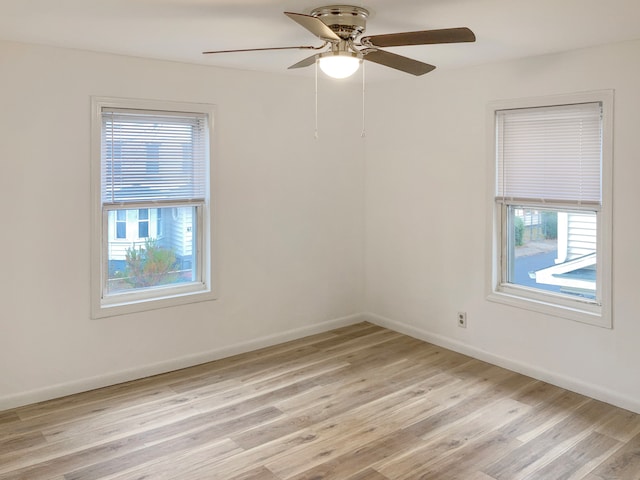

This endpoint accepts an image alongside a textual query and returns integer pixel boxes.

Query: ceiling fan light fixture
[318,51,361,79]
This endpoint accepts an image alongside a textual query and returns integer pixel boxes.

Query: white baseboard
[7,311,637,415]
[0,313,364,411]
[363,312,640,415]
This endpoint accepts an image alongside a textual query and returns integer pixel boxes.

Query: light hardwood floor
[1,322,639,480]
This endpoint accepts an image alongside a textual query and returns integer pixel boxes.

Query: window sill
[92,286,217,319]
[487,288,610,329]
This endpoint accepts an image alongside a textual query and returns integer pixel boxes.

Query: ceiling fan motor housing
[310,5,369,40]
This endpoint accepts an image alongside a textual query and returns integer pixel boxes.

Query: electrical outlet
[457,311,467,328]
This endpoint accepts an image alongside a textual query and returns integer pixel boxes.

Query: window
[91,97,216,318]
[115,210,127,239]
[138,209,149,238]
[487,92,612,327]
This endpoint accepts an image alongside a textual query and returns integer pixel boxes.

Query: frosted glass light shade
[318,53,361,79]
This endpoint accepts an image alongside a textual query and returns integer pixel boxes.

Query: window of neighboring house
[91,97,217,318]
[138,209,149,238]
[487,91,613,327]
[115,209,127,239]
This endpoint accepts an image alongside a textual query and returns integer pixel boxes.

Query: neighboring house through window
[91,97,217,318]
[487,91,613,327]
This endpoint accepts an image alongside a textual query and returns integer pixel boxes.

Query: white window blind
[496,102,602,205]
[101,108,207,205]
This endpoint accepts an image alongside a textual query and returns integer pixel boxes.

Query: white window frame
[486,91,613,328]
[91,97,217,318]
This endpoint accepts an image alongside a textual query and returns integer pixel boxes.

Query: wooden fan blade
[363,49,436,76]
[284,12,341,42]
[288,54,318,70]
[361,27,476,48]
[203,45,323,55]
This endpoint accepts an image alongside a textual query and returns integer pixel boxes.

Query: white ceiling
[2,0,640,81]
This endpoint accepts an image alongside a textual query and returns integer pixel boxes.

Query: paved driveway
[513,250,562,293]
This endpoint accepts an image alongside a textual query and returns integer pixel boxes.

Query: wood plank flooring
[1,322,639,479]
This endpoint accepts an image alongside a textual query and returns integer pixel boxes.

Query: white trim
[363,312,640,414]
[90,96,219,319]
[4,311,637,414]
[0,313,365,411]
[486,290,606,326]
[485,90,613,328]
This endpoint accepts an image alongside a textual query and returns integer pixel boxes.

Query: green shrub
[542,211,558,239]
[124,238,178,288]
[514,216,525,246]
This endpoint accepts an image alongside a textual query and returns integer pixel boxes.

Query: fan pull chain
[314,59,319,140]
[361,60,366,138]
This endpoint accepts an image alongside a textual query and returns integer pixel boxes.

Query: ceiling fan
[203,5,476,79]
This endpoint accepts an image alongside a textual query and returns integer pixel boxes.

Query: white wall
[0,41,365,409]
[364,39,640,412]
